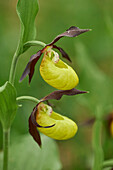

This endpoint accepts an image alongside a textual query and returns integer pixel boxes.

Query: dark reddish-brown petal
[53,45,72,62]
[41,88,88,101]
[29,115,42,147]
[19,50,42,83]
[47,26,90,46]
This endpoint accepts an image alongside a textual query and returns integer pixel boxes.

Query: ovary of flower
[40,50,79,90]
[36,103,78,140]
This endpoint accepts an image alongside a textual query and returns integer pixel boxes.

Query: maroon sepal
[29,115,42,147]
[53,45,72,62]
[41,88,88,101]
[47,26,90,46]
[19,50,42,83]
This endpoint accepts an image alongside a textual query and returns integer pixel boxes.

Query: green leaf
[0,134,62,170]
[0,82,17,130]
[16,0,39,53]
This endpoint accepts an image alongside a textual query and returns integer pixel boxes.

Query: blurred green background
[0,0,113,169]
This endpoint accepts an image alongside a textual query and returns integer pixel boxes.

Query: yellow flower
[40,49,79,90]
[29,88,87,146]
[36,102,78,140]
[20,26,90,84]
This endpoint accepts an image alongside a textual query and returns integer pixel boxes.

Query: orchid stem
[9,45,21,85]
[8,40,45,170]
[3,128,10,170]
[16,96,40,103]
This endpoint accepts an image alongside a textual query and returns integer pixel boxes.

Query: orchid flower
[30,102,77,140]
[20,26,90,90]
[29,88,87,147]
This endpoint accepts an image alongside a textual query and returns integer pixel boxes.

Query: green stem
[3,129,10,170]
[103,159,113,168]
[92,120,104,170]
[23,40,46,48]
[9,46,21,85]
[17,96,40,103]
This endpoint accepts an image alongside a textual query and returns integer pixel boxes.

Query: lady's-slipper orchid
[29,102,77,146]
[20,26,90,89]
[29,88,87,147]
[37,102,77,140]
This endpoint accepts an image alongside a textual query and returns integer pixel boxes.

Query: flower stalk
[9,45,21,85]
[3,129,10,170]
[8,28,45,170]
[23,41,46,48]
[17,96,40,103]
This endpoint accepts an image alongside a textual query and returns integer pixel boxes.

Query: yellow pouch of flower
[36,103,78,140]
[40,51,79,90]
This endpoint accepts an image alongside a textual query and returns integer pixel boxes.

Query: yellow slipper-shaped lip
[40,51,79,90]
[36,103,78,140]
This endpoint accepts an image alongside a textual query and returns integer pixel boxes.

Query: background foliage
[0,0,113,169]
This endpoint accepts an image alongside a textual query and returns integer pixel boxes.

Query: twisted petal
[36,103,78,140]
[47,26,90,46]
[41,88,88,101]
[29,115,41,147]
[20,50,42,83]
[53,45,72,62]
[40,53,79,90]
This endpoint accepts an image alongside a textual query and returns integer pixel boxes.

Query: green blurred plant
[75,42,113,169]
